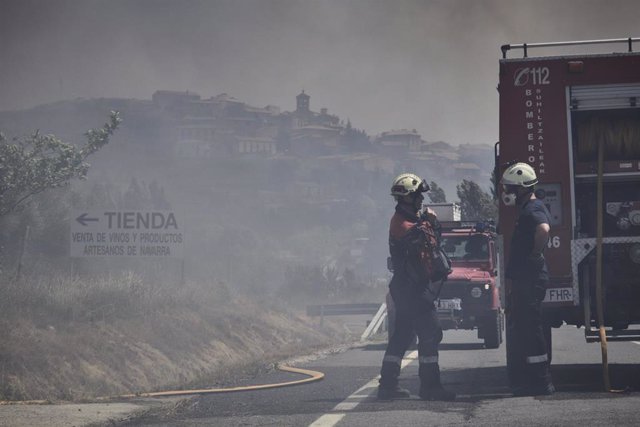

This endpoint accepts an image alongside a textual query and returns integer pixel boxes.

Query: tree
[341,120,370,152]
[0,111,121,216]
[428,181,447,203]
[456,179,497,220]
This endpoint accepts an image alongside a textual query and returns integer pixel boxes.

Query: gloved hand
[421,207,438,223]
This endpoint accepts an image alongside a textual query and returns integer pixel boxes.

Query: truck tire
[483,310,502,349]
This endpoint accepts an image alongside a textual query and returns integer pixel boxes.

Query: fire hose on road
[595,136,611,392]
[116,365,325,399]
[0,365,325,404]
[596,138,628,394]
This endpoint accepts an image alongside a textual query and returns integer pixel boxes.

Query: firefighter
[377,173,456,401]
[502,162,555,396]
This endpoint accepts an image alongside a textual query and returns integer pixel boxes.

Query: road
[126,325,640,426]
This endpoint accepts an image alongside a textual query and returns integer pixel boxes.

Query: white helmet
[501,162,537,206]
[501,162,538,187]
[390,173,429,201]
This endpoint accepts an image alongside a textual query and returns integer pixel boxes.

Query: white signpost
[70,210,184,258]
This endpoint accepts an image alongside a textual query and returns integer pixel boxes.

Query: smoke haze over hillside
[2,0,639,145]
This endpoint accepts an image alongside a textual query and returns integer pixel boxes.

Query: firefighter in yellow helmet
[377,173,455,401]
[502,162,555,396]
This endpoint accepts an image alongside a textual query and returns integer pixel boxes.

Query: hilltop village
[0,90,493,194]
[0,90,494,278]
[150,89,492,185]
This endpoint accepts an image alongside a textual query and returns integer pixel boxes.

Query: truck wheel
[483,310,502,349]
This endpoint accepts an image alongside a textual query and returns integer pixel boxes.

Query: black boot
[512,363,554,396]
[377,384,411,400]
[512,382,555,397]
[378,359,410,400]
[419,364,456,401]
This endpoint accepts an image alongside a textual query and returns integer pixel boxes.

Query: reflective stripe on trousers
[419,355,438,364]
[383,355,403,365]
[526,353,548,364]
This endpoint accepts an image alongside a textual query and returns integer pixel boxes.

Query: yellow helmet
[390,173,429,200]
[501,162,538,187]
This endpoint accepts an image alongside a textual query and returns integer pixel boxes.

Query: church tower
[296,90,310,114]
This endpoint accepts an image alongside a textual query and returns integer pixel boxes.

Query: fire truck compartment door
[570,83,640,111]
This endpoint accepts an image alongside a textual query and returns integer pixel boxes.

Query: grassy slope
[0,291,348,402]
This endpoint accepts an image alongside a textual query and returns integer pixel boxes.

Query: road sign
[70,210,184,258]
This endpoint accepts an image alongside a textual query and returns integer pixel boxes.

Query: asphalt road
[126,324,640,426]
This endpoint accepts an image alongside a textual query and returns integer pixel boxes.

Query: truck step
[585,327,640,342]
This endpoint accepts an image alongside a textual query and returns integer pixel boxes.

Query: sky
[1,0,639,145]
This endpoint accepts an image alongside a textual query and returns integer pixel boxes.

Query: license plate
[437,298,461,310]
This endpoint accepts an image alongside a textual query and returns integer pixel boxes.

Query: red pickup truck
[387,221,503,348]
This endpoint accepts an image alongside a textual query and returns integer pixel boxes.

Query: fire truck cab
[497,38,640,353]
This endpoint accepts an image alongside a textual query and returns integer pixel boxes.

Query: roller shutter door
[570,83,640,110]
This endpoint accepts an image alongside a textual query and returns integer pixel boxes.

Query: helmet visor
[418,180,430,193]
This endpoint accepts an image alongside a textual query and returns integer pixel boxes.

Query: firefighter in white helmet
[377,173,455,401]
[501,162,555,396]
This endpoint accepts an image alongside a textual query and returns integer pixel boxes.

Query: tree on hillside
[428,181,446,203]
[0,111,121,216]
[341,120,370,152]
[456,179,497,220]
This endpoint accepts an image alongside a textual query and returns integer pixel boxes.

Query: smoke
[2,0,639,145]
[2,0,640,306]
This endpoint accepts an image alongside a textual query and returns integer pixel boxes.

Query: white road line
[633,341,640,346]
[308,413,346,427]
[308,350,418,427]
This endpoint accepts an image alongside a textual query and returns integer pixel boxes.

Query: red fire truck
[497,37,640,364]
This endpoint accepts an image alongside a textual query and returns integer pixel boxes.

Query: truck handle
[494,141,500,194]
[501,37,640,59]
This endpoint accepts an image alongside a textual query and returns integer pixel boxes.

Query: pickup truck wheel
[483,310,502,349]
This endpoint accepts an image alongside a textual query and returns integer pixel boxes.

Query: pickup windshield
[441,234,489,261]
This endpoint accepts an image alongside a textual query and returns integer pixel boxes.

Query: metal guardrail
[306,303,387,335]
[306,303,382,317]
[360,303,388,342]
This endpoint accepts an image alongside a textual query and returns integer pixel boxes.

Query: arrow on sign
[76,213,99,226]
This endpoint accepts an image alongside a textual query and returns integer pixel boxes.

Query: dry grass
[0,272,348,401]
[0,271,229,324]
